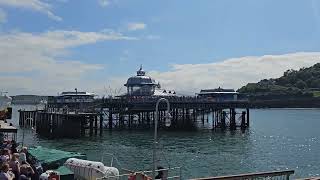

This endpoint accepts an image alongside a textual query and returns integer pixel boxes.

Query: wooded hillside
[238,63,320,100]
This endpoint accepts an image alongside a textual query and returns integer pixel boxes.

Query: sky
[1,0,320,96]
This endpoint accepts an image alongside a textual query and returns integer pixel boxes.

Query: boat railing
[96,166,182,180]
[189,170,295,180]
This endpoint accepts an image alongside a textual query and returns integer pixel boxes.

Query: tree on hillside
[310,79,320,88]
[295,80,307,89]
[283,69,297,77]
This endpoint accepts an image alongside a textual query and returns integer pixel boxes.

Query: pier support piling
[246,108,250,127]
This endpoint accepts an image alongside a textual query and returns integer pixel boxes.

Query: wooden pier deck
[19,110,103,138]
[96,97,250,130]
[19,96,251,137]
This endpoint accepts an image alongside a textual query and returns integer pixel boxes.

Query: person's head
[2,149,9,156]
[1,163,9,172]
[21,147,28,153]
[11,153,19,161]
[19,153,26,163]
[11,140,17,147]
[0,152,9,162]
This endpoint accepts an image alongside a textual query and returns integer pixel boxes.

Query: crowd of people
[0,141,40,180]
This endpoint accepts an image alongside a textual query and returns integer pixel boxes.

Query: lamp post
[153,98,171,180]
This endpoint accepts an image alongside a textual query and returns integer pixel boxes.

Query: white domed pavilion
[124,66,176,96]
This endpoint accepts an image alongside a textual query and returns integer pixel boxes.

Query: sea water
[10,105,320,179]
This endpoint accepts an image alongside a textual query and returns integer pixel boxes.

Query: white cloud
[98,0,110,7]
[0,8,6,23]
[1,30,319,97]
[0,30,136,95]
[0,0,62,21]
[127,22,146,31]
[147,52,320,95]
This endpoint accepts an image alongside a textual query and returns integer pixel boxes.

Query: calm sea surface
[10,105,320,179]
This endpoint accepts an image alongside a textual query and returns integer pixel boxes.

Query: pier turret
[124,65,158,96]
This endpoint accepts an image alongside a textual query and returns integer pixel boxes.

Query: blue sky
[1,0,320,95]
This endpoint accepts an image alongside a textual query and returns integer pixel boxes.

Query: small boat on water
[64,158,119,180]
[27,146,86,180]
[27,146,121,180]
[28,146,178,180]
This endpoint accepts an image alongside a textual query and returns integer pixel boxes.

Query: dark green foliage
[238,63,320,99]
[295,80,307,89]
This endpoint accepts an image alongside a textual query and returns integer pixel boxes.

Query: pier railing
[96,167,182,180]
[95,169,294,180]
[189,170,294,180]
[96,97,250,110]
[101,96,249,104]
[46,96,249,112]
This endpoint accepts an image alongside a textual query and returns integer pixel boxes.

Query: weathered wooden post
[99,113,103,136]
[128,113,132,129]
[51,114,56,137]
[108,109,112,130]
[230,108,236,130]
[221,110,226,130]
[22,111,26,127]
[36,112,40,134]
[246,108,250,127]
[94,115,98,135]
[212,109,215,129]
[33,111,37,127]
[201,110,205,124]
[241,111,246,129]
[18,110,22,126]
[89,115,93,136]
[80,116,85,136]
[147,112,150,128]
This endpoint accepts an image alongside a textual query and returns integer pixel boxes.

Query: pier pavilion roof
[124,66,158,87]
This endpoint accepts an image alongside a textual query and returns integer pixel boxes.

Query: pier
[93,97,250,130]
[19,96,250,138]
[19,110,103,138]
[18,67,251,137]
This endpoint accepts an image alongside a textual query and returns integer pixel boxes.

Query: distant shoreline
[248,98,320,108]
